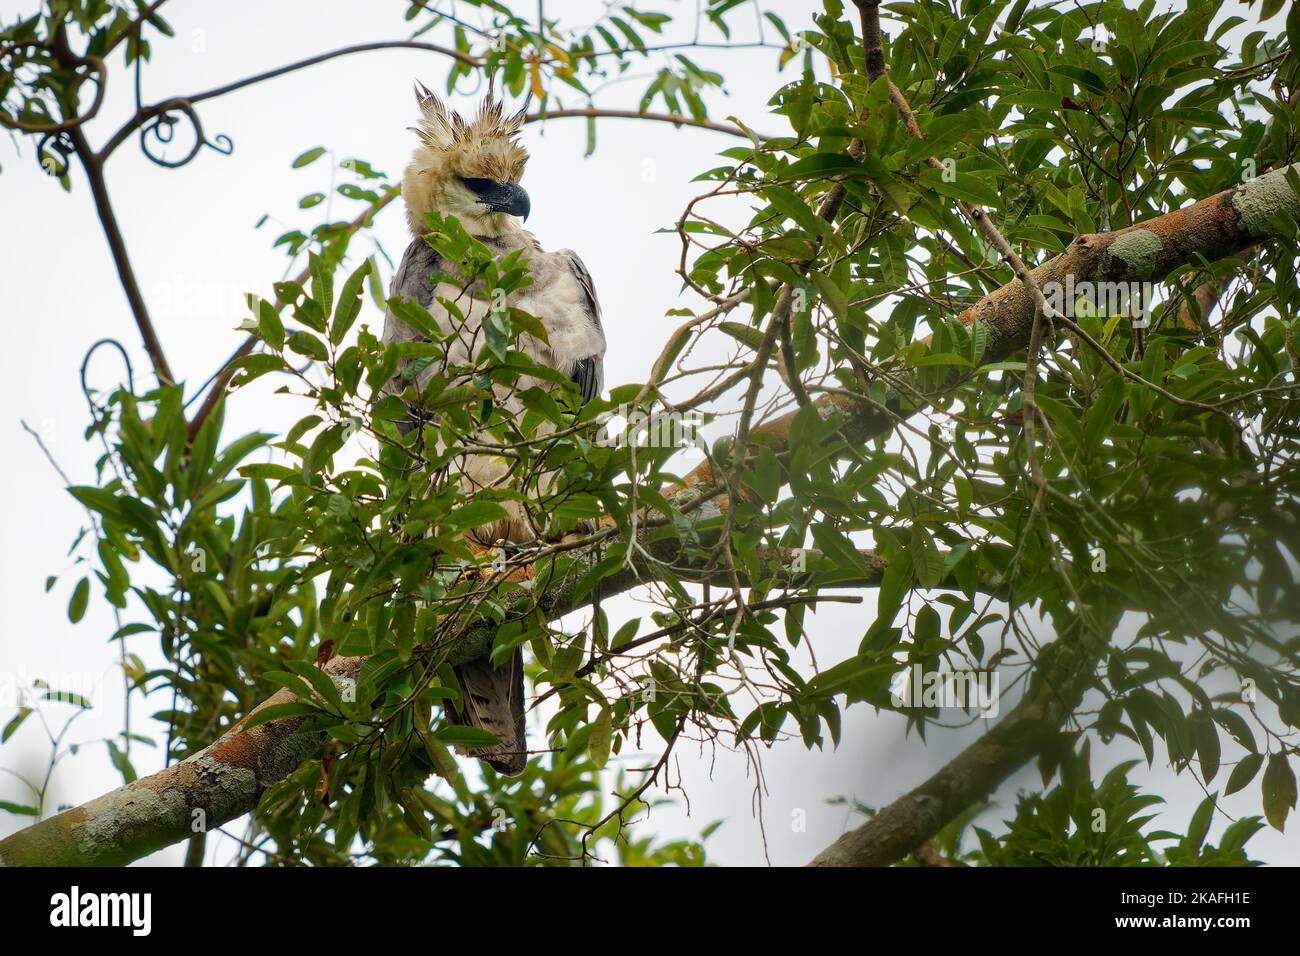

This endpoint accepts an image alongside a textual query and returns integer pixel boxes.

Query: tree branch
[523,108,757,139]
[69,125,176,385]
[683,159,1300,494]
[806,619,1105,866]
[99,41,478,160]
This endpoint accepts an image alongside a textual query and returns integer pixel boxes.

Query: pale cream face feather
[402,85,529,238]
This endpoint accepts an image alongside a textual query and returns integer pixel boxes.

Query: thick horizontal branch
[0,655,364,866]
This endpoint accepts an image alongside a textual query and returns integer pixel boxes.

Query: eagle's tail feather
[448,648,527,776]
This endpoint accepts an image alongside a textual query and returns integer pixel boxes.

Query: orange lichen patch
[133,764,182,796]
[206,724,276,772]
[1143,204,1190,239]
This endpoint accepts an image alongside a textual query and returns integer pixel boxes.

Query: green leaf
[257,299,285,349]
[230,353,286,385]
[284,660,346,712]
[2,708,32,743]
[396,787,433,841]
[1262,753,1296,831]
[876,549,913,622]
[763,184,825,235]
[239,701,319,732]
[309,251,334,319]
[921,168,1000,208]
[1181,793,1213,854]
[330,259,371,346]
[106,739,137,783]
[68,577,89,623]
[419,731,460,779]
[433,725,499,747]
[292,146,326,168]
[784,153,866,181]
[905,110,989,164]
[719,321,767,351]
[288,330,328,361]
[1225,752,1263,795]
[1196,716,1221,783]
[811,272,848,323]
[589,708,612,770]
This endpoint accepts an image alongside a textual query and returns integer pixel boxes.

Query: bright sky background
[1,0,1294,866]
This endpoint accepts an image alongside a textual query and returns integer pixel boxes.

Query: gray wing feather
[561,250,605,404]
[384,239,442,333]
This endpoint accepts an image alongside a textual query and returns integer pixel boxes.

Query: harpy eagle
[380,85,606,775]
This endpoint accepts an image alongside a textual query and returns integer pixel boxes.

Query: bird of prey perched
[380,85,606,775]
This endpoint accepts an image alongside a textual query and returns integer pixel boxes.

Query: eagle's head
[403,84,530,238]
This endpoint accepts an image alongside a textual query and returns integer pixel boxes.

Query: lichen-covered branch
[0,656,363,866]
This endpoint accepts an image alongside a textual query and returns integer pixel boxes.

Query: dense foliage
[2,0,1298,865]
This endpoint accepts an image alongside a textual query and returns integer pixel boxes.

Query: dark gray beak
[483,182,530,221]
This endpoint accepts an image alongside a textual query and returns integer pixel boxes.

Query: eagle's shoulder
[383,239,444,345]
[391,238,443,303]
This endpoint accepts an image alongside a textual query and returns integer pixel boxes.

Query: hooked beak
[481,181,530,221]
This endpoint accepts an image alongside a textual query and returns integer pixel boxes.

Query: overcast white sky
[1,0,1294,866]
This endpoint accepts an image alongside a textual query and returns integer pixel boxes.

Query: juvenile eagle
[381,85,606,775]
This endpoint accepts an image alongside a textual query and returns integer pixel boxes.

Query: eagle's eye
[460,177,497,196]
